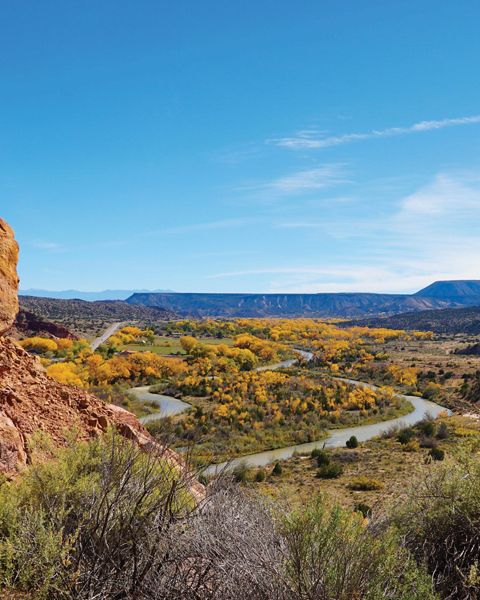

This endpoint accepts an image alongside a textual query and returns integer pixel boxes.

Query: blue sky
[2,0,480,294]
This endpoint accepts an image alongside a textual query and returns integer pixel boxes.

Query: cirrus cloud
[270,115,480,150]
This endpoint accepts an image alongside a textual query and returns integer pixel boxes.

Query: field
[124,335,234,355]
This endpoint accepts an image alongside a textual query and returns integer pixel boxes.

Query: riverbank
[128,348,450,473]
[203,391,449,475]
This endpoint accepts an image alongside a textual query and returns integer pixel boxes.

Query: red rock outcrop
[0,219,203,500]
[10,308,78,340]
[0,220,152,473]
[0,335,153,472]
[0,219,19,334]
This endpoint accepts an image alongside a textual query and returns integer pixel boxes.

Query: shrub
[403,439,420,453]
[419,419,436,437]
[354,502,372,518]
[255,469,266,482]
[419,436,437,449]
[233,462,249,483]
[348,476,384,491]
[346,435,359,449]
[272,462,283,476]
[429,447,445,461]
[397,428,415,445]
[436,422,449,440]
[316,463,343,479]
[282,498,436,599]
[315,450,330,467]
[393,452,480,599]
[0,432,196,599]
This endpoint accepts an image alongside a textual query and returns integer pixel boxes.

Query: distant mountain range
[20,280,480,320]
[125,280,480,318]
[414,280,480,298]
[19,288,174,301]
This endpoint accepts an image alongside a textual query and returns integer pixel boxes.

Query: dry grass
[249,414,480,511]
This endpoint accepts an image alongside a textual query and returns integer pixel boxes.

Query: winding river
[129,349,451,474]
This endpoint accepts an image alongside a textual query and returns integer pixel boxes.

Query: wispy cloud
[205,170,480,294]
[240,165,348,197]
[270,115,480,150]
[206,265,432,293]
[31,241,61,250]
[395,173,480,219]
[160,218,254,235]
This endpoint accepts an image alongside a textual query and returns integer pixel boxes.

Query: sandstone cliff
[0,219,19,334]
[0,220,203,501]
[0,337,152,472]
[0,219,155,474]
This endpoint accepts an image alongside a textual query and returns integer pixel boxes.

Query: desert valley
[3,2,480,597]
[2,218,480,598]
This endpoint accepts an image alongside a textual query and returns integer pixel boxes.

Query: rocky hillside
[20,295,176,322]
[126,291,457,318]
[10,308,78,340]
[0,337,152,473]
[19,295,176,338]
[0,219,189,484]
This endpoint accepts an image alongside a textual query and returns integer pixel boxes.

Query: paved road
[91,322,123,351]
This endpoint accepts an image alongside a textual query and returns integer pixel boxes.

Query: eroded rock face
[0,412,27,473]
[0,219,19,334]
[0,336,152,473]
[0,219,204,499]
[0,218,152,474]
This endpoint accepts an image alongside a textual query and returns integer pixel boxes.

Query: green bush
[282,498,436,599]
[272,462,283,476]
[393,452,480,599]
[354,502,372,518]
[397,428,415,445]
[315,450,330,467]
[436,422,449,440]
[346,435,359,449]
[233,462,249,483]
[0,432,194,599]
[429,447,445,461]
[403,439,420,453]
[419,420,436,437]
[255,469,266,482]
[316,462,343,479]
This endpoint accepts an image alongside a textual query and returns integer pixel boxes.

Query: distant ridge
[125,291,452,318]
[415,280,480,298]
[19,296,177,322]
[125,280,480,318]
[20,288,174,301]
